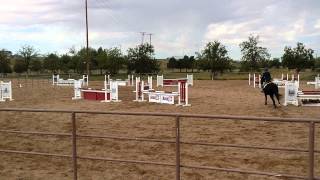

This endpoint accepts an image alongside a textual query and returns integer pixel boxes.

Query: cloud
[315,20,320,29]
[0,0,319,58]
[204,20,260,45]
[204,6,319,58]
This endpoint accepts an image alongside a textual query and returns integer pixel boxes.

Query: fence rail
[0,108,319,180]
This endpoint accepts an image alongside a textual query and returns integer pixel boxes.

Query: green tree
[314,57,320,72]
[96,48,108,74]
[239,35,270,71]
[282,42,314,72]
[60,54,72,73]
[18,45,38,73]
[180,55,194,73]
[105,47,125,75]
[176,57,184,72]
[90,48,98,72]
[29,59,42,73]
[0,49,12,74]
[189,56,195,72]
[13,60,27,73]
[194,52,203,72]
[68,47,82,73]
[127,44,159,74]
[96,47,125,75]
[239,61,251,72]
[77,47,97,74]
[43,53,60,73]
[269,58,281,68]
[198,41,231,80]
[167,57,177,72]
[180,55,189,73]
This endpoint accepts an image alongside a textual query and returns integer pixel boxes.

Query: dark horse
[262,82,281,108]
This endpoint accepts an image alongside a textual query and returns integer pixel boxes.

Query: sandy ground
[0,79,319,180]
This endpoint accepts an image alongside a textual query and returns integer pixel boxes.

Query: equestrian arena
[0,78,319,180]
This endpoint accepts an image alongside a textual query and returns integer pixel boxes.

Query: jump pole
[134,77,146,102]
[82,75,89,86]
[253,74,256,88]
[157,75,163,87]
[281,73,289,81]
[52,74,59,85]
[187,74,193,86]
[148,76,153,90]
[290,74,300,84]
[177,81,190,106]
[105,75,110,85]
[251,73,261,88]
[128,74,134,86]
[101,79,120,103]
[110,80,120,102]
[157,74,193,87]
[102,75,111,102]
[72,80,83,100]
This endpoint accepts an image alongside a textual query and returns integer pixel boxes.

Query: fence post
[308,122,315,180]
[175,116,181,180]
[25,75,27,87]
[71,112,78,180]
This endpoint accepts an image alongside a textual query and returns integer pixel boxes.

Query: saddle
[262,81,272,89]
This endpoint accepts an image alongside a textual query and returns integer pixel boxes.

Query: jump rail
[0,108,319,180]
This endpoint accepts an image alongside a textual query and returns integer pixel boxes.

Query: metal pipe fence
[0,108,319,180]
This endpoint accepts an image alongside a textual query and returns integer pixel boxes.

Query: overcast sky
[0,0,319,59]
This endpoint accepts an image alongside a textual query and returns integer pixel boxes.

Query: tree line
[239,35,317,72]
[1,35,319,79]
[167,41,233,80]
[167,35,319,79]
[0,43,159,75]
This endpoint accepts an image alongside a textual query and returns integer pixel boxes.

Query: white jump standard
[157,74,193,87]
[53,74,88,86]
[72,80,83,100]
[133,76,153,102]
[248,73,261,88]
[135,77,190,106]
[272,73,289,88]
[72,75,120,102]
[149,80,190,106]
[101,75,121,102]
[0,81,13,102]
[105,74,135,86]
[307,76,320,89]
[127,74,135,86]
[284,81,320,106]
[249,73,299,89]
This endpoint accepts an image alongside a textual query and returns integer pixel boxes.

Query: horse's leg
[265,93,267,105]
[270,94,276,108]
[276,93,280,105]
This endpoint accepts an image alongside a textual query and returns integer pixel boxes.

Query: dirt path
[0,80,319,180]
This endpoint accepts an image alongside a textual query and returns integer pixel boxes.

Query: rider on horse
[261,68,272,89]
[260,68,280,108]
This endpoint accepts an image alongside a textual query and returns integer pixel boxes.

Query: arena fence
[0,108,319,180]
